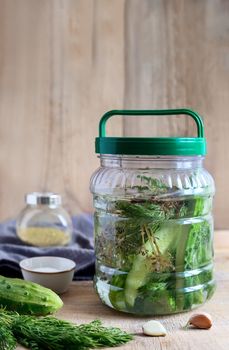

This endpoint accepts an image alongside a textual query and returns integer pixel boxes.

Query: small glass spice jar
[16,192,73,247]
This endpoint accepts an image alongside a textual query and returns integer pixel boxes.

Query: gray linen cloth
[0,214,95,280]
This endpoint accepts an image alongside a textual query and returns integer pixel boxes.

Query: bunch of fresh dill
[0,310,133,350]
[0,323,16,350]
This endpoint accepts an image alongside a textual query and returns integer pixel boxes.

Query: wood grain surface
[0,0,124,219]
[16,231,229,350]
[0,0,229,228]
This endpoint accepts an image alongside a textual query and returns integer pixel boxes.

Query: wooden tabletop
[17,231,229,349]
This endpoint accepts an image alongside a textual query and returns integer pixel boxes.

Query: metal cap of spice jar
[26,192,62,206]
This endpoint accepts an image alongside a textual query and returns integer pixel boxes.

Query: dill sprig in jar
[16,193,73,247]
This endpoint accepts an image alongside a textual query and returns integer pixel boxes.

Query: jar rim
[99,154,204,160]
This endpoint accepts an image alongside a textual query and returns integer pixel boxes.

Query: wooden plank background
[0,0,228,228]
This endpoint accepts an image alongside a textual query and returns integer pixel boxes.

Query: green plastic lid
[95,109,206,156]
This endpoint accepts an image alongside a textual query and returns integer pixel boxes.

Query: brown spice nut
[187,312,212,329]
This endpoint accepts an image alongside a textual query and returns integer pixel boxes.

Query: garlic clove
[143,320,167,336]
[186,312,212,329]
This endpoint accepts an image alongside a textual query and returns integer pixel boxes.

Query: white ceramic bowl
[20,256,76,294]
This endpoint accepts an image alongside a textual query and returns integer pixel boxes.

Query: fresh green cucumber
[0,275,63,315]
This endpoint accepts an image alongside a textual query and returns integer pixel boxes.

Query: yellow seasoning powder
[18,227,71,247]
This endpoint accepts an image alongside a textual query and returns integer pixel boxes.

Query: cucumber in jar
[124,223,176,310]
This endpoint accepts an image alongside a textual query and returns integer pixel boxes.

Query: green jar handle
[99,109,204,138]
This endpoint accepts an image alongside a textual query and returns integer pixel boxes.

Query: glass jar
[90,109,215,315]
[16,192,73,247]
